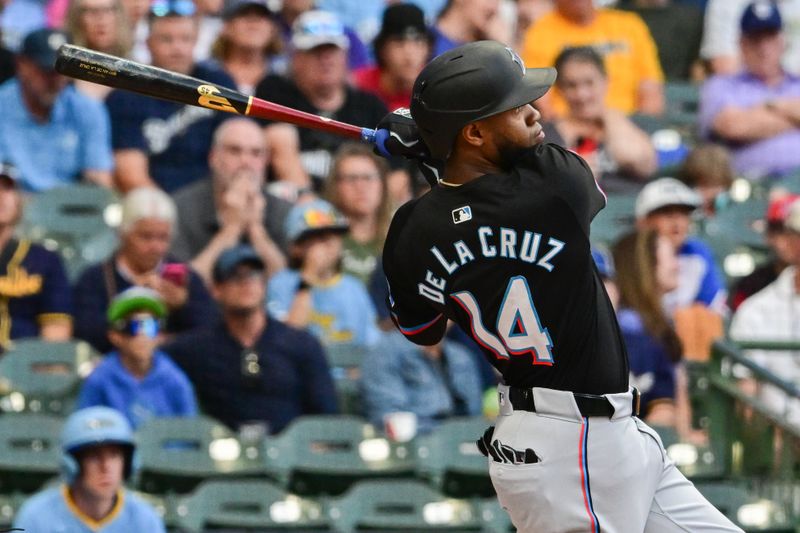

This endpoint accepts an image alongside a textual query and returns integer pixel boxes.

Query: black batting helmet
[410,40,556,160]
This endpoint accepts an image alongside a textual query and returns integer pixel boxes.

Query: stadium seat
[327,479,482,532]
[414,417,494,497]
[664,82,700,137]
[263,415,415,496]
[478,498,513,533]
[0,339,99,415]
[324,343,368,416]
[590,193,638,247]
[694,481,752,527]
[0,413,63,494]
[135,415,267,494]
[699,196,769,280]
[173,479,329,532]
[17,184,119,281]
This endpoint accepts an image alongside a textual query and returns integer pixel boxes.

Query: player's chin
[531,126,546,145]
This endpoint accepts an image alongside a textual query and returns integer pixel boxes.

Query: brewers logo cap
[411,40,556,159]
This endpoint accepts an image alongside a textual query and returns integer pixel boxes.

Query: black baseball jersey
[382,143,628,394]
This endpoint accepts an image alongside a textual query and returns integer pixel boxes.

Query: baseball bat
[54,44,377,144]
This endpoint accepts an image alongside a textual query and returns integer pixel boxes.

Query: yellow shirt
[522,8,664,116]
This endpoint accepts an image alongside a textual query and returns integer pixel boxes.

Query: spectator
[0,41,12,85]
[77,287,197,429]
[543,46,657,193]
[362,328,483,436]
[0,162,72,351]
[73,187,215,353]
[432,0,509,57]
[700,0,800,75]
[512,0,554,51]
[0,29,113,192]
[165,245,338,433]
[522,0,665,118]
[679,143,735,218]
[171,117,290,284]
[353,3,432,112]
[324,143,392,285]
[612,228,681,428]
[255,10,388,187]
[106,1,235,193]
[206,0,282,95]
[192,0,224,63]
[123,0,151,63]
[619,0,704,81]
[66,0,132,99]
[729,198,800,425]
[592,246,619,310]
[635,177,727,315]
[267,199,382,349]
[14,406,166,532]
[699,1,800,181]
[1,0,46,52]
[730,192,799,310]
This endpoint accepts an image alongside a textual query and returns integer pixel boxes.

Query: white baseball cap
[635,177,702,219]
[785,197,800,233]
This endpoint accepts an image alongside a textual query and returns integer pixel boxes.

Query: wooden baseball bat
[55,44,377,144]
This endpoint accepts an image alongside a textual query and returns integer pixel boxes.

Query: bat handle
[360,128,377,145]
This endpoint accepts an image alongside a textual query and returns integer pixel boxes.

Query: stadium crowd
[1,0,800,528]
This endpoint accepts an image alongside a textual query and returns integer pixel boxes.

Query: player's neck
[225,309,266,347]
[442,157,502,186]
[69,484,118,523]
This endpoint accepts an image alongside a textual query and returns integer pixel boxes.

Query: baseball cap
[107,286,167,324]
[222,0,274,21]
[19,29,70,71]
[766,193,800,225]
[213,244,265,283]
[740,1,782,35]
[0,162,19,187]
[634,177,702,219]
[783,197,800,233]
[411,40,556,159]
[285,199,349,243]
[374,4,430,48]
[291,10,350,51]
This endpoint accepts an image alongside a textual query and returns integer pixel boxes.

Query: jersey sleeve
[37,248,73,323]
[382,202,447,346]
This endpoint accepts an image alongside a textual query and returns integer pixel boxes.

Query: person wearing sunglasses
[77,286,198,429]
[105,0,235,193]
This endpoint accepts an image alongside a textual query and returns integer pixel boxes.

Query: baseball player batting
[374,41,743,533]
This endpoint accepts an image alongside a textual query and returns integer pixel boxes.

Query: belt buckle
[632,388,641,417]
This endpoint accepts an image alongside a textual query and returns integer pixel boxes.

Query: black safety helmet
[410,40,556,160]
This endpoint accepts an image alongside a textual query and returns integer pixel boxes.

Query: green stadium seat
[0,339,99,415]
[590,193,638,247]
[664,82,700,137]
[694,481,752,527]
[135,415,267,494]
[327,479,482,532]
[324,343,368,416]
[699,197,769,281]
[263,415,415,496]
[0,413,63,494]
[478,498,513,533]
[173,479,329,532]
[414,417,494,497]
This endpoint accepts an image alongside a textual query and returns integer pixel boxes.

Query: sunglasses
[150,0,195,17]
[114,317,161,338]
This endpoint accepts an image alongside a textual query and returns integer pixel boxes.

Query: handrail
[715,341,800,399]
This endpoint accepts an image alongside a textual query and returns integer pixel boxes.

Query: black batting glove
[476,426,497,459]
[373,109,444,187]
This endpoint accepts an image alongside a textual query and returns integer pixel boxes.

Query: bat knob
[361,128,377,144]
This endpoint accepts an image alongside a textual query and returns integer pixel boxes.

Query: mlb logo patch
[452,206,472,224]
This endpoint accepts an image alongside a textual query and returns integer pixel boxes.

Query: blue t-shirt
[267,269,381,348]
[14,485,166,532]
[77,350,197,429]
[430,25,464,58]
[105,64,234,192]
[665,237,727,314]
[618,308,676,414]
[0,80,113,192]
[0,239,72,348]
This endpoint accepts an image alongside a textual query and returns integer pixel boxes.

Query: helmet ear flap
[126,446,141,481]
[60,451,79,484]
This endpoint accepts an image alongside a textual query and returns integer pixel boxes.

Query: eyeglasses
[115,317,160,338]
[150,0,196,18]
[337,172,381,184]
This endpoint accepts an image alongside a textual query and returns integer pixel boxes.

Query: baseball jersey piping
[579,418,601,533]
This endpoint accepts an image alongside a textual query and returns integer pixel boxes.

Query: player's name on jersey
[419,226,565,304]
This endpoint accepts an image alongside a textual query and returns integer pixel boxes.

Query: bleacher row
[1,338,800,531]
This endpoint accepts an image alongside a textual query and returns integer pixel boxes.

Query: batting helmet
[410,40,556,160]
[60,406,138,484]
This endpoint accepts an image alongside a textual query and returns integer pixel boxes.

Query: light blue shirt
[0,79,113,191]
[315,0,446,43]
[266,269,381,349]
[14,485,166,532]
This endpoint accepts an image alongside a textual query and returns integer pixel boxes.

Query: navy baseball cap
[0,162,19,187]
[213,245,265,283]
[740,1,782,34]
[19,29,70,71]
[222,0,274,20]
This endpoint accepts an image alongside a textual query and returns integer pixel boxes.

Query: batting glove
[373,109,445,187]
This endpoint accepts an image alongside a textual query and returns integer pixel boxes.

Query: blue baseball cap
[213,245,265,283]
[19,29,70,71]
[291,10,350,51]
[740,1,782,34]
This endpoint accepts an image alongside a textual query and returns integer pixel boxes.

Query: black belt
[508,387,641,418]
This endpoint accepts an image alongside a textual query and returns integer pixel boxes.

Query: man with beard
[164,245,337,434]
[374,40,741,532]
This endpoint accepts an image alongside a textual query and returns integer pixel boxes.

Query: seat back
[590,193,638,248]
[263,415,415,496]
[325,343,368,416]
[0,413,63,493]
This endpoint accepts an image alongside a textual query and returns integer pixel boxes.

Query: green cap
[107,287,167,324]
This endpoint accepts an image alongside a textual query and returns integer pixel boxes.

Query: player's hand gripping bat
[54,44,378,144]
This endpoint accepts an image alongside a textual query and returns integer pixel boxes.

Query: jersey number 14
[452,276,554,365]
